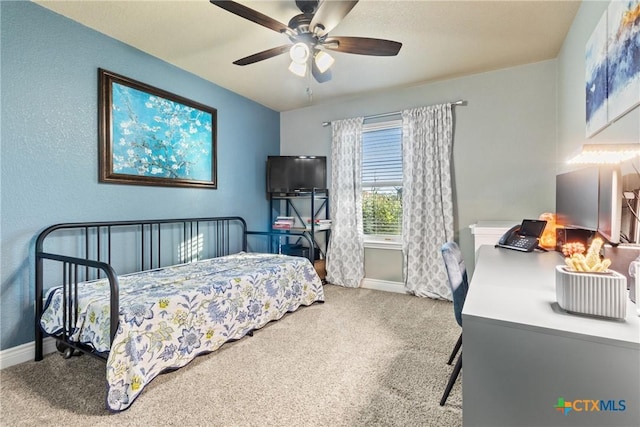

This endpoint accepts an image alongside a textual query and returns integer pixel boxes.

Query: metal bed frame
[34,216,313,362]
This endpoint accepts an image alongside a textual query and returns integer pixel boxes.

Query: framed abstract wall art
[585,10,609,137]
[607,0,640,122]
[585,0,640,137]
[99,68,217,189]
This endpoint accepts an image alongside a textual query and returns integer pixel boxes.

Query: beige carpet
[0,285,462,426]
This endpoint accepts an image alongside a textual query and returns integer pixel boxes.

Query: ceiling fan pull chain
[306,60,313,103]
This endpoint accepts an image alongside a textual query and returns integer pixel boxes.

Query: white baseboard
[361,278,408,294]
[0,337,56,370]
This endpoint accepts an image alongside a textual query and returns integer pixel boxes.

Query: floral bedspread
[40,252,324,411]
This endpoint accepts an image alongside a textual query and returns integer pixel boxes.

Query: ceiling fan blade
[210,0,290,34]
[312,61,332,83]
[323,37,402,56]
[310,1,359,37]
[233,45,291,66]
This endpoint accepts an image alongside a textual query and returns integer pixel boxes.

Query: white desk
[462,246,639,427]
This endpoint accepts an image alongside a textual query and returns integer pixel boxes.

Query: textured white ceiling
[35,0,581,112]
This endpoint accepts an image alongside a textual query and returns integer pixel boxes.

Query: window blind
[362,125,402,236]
[362,126,402,186]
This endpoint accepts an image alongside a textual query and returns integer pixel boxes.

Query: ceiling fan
[209,0,402,83]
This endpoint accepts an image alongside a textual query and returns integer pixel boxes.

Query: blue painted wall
[0,2,280,350]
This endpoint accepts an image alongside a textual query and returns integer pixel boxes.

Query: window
[362,120,402,242]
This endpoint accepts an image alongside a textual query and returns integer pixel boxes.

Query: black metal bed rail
[34,216,247,361]
[34,252,119,361]
[35,217,247,272]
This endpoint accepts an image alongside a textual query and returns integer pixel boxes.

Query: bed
[34,216,325,411]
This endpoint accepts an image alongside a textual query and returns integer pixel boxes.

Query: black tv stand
[268,189,330,263]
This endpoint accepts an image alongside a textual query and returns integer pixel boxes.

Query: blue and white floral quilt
[40,252,324,411]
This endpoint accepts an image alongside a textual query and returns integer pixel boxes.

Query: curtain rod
[321,99,467,127]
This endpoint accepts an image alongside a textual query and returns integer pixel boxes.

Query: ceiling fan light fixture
[289,42,310,64]
[314,51,334,73]
[288,60,307,77]
[211,0,402,85]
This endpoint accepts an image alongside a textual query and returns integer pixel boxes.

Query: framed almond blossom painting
[99,68,217,189]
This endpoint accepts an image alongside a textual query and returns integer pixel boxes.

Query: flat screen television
[597,165,622,245]
[267,156,327,194]
[556,167,599,231]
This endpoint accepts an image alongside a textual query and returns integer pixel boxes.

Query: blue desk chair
[439,241,469,406]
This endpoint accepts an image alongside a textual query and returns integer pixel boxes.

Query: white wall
[281,60,558,277]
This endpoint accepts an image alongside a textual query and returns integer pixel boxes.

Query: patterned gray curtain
[401,104,454,299]
[326,117,365,288]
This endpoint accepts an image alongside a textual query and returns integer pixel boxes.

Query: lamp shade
[289,42,309,64]
[314,51,334,73]
[288,61,307,77]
